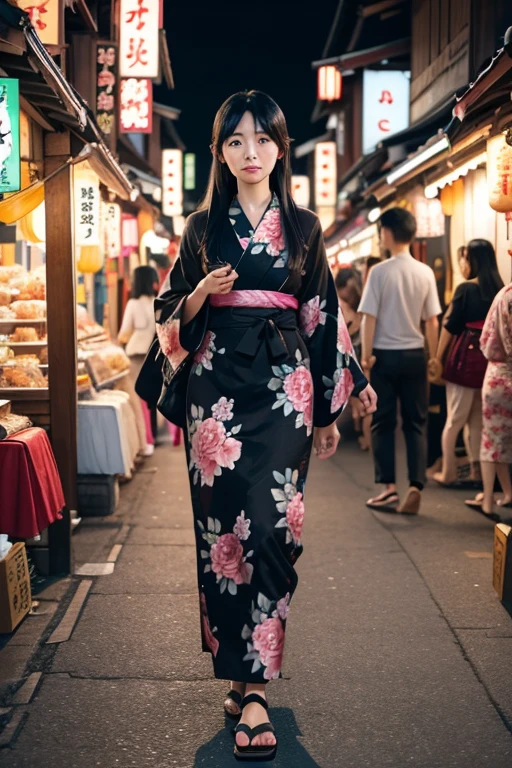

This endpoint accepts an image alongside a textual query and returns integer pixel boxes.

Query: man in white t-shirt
[359,208,441,515]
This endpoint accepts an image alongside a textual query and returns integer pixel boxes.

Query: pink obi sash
[210,290,299,310]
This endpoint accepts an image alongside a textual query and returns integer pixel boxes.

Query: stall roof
[312,38,410,71]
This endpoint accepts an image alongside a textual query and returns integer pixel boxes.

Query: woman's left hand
[314,422,340,460]
[352,384,378,416]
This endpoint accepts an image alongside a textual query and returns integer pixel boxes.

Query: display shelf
[95,370,129,390]
[0,318,47,328]
[0,388,50,400]
[4,341,47,348]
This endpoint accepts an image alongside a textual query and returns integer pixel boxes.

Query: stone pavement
[0,435,511,768]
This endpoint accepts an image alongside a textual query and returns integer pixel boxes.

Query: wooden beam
[361,0,407,18]
[73,0,98,32]
[19,95,55,132]
[44,137,77,574]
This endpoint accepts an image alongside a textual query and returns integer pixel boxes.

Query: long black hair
[131,265,159,298]
[465,239,504,303]
[199,90,306,271]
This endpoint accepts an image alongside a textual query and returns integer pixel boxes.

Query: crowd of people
[334,207,512,523]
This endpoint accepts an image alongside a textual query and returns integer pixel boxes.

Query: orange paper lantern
[440,185,454,217]
[77,245,103,274]
[317,66,342,102]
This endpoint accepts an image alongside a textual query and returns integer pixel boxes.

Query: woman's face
[220,111,281,186]
[459,250,471,279]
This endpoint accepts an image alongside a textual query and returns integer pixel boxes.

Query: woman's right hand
[428,357,443,383]
[199,267,238,296]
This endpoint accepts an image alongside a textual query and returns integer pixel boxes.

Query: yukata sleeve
[154,216,209,373]
[298,217,368,427]
[480,286,510,363]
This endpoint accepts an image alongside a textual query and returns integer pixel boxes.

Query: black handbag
[135,336,191,429]
[134,337,164,407]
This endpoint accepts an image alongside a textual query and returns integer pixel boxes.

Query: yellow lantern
[19,201,46,243]
[317,66,342,101]
[440,185,454,216]
[487,133,512,213]
[77,245,103,274]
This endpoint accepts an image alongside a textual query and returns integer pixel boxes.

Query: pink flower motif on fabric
[239,237,250,250]
[194,331,214,367]
[286,492,305,544]
[274,594,291,621]
[252,618,285,680]
[300,295,327,338]
[211,396,234,422]
[252,208,286,257]
[233,510,251,540]
[283,366,314,433]
[156,298,189,372]
[337,307,353,354]
[272,467,305,546]
[200,592,219,657]
[189,415,242,487]
[331,368,354,412]
[211,533,252,585]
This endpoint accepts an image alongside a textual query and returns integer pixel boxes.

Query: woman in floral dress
[154,91,376,760]
[466,282,512,519]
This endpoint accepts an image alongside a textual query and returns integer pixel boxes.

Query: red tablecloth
[0,428,65,538]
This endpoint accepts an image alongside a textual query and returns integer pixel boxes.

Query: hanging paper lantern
[440,185,454,217]
[317,66,342,102]
[77,245,103,274]
[19,201,46,243]
[487,134,512,213]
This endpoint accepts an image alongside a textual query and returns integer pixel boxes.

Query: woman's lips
[242,167,261,172]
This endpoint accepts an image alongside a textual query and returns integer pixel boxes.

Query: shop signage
[291,175,310,208]
[122,213,139,257]
[162,149,183,217]
[362,70,410,154]
[74,167,100,246]
[317,66,342,102]
[412,195,445,239]
[18,0,62,46]
[119,0,160,79]
[119,78,152,133]
[314,142,336,207]
[184,153,196,190]
[102,202,122,258]
[96,43,117,137]
[0,79,21,194]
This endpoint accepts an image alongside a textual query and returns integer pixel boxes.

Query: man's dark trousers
[370,348,428,487]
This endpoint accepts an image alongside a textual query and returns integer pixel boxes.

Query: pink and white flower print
[200,592,219,657]
[156,302,189,372]
[271,467,305,546]
[252,207,286,258]
[337,307,353,355]
[323,350,355,413]
[211,396,234,422]
[188,400,242,486]
[241,592,291,680]
[197,513,254,595]
[268,349,314,435]
[193,331,225,376]
[300,295,327,338]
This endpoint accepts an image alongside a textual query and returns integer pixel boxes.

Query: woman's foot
[224,681,245,717]
[432,471,458,487]
[464,493,500,521]
[366,488,399,511]
[235,689,276,750]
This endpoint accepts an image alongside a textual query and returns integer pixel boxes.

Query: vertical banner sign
[96,44,117,136]
[162,149,183,217]
[119,78,153,133]
[119,0,160,78]
[314,142,337,207]
[291,176,310,208]
[0,79,20,193]
[184,153,196,190]
[18,0,61,46]
[362,70,410,154]
[101,201,122,258]
[74,167,100,246]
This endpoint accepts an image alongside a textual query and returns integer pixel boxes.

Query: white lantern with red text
[487,134,512,213]
[291,176,310,208]
[314,142,337,207]
[119,0,159,78]
[317,66,342,102]
[162,150,183,217]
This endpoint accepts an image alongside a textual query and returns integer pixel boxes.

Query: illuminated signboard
[119,78,153,133]
[74,166,100,247]
[162,149,183,217]
[184,153,196,191]
[96,44,117,137]
[119,0,159,78]
[0,79,20,194]
[291,175,310,208]
[314,142,337,207]
[362,70,410,154]
[18,0,62,46]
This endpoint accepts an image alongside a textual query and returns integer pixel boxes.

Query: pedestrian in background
[359,208,441,514]
[429,240,504,487]
[465,280,512,519]
[118,265,160,457]
[357,256,381,451]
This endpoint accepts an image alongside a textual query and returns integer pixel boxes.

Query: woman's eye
[229,140,241,146]
[259,138,269,144]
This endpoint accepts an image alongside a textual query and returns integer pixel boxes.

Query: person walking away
[465,280,512,518]
[357,256,381,451]
[359,208,441,514]
[118,266,159,457]
[429,240,504,487]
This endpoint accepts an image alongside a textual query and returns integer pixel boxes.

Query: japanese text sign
[0,79,21,194]
[291,176,310,208]
[314,142,337,208]
[74,167,100,247]
[119,78,153,133]
[101,201,122,257]
[362,70,410,154]
[162,149,183,217]
[18,0,61,46]
[96,44,117,136]
[119,0,159,78]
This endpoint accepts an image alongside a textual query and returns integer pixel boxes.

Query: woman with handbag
[149,91,377,761]
[429,240,503,486]
[465,281,512,518]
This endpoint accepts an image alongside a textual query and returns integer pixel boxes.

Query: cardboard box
[493,524,512,605]
[0,542,32,633]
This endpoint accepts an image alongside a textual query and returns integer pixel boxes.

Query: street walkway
[1,436,511,767]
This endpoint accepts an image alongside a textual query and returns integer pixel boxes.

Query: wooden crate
[0,542,32,633]
[493,524,512,606]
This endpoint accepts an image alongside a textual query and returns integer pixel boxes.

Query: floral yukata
[155,194,367,682]
[480,284,512,463]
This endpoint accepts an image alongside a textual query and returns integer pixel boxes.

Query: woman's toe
[235,732,250,748]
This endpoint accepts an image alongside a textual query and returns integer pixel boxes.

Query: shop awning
[454,37,512,123]
[312,38,410,71]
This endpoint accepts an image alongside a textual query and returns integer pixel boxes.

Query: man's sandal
[224,689,244,719]
[234,693,277,761]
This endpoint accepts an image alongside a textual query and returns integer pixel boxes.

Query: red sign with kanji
[119,78,153,134]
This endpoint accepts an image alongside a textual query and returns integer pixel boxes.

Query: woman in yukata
[154,91,377,761]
